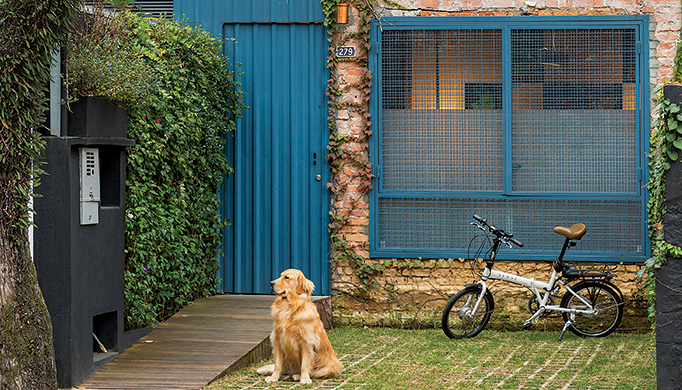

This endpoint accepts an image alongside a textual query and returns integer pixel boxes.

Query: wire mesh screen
[381,30,504,191]
[511,29,638,193]
[377,197,642,255]
[376,24,644,258]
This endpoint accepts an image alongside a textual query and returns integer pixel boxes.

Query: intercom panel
[80,148,100,225]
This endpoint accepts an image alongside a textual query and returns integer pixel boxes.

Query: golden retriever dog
[256,269,343,384]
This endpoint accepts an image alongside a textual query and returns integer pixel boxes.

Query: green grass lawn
[205,327,655,390]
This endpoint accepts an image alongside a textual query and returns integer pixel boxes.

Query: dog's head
[270,269,315,298]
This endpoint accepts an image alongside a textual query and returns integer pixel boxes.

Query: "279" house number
[336,46,356,58]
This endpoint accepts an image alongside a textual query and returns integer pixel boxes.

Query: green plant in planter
[64,1,156,105]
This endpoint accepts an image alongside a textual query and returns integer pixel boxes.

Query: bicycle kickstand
[558,313,575,342]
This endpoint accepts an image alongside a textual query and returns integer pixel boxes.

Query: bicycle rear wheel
[560,281,623,337]
[442,286,494,339]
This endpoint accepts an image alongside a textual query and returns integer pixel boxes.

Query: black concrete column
[659,84,682,389]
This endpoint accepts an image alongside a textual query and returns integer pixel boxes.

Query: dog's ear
[296,275,315,296]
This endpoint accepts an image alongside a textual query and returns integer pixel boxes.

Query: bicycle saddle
[553,223,586,240]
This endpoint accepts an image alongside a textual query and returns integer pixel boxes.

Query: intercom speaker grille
[85,151,96,177]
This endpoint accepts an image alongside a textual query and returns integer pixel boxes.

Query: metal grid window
[370,17,649,262]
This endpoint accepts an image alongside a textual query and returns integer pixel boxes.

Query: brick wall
[329,0,678,331]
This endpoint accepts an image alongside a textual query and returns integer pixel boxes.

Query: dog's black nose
[270,280,276,293]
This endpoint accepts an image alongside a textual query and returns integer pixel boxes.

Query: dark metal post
[659,84,682,389]
[34,99,133,387]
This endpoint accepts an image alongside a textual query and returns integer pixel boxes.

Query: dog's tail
[313,359,343,379]
[256,364,275,376]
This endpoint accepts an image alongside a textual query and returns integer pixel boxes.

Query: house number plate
[336,46,356,58]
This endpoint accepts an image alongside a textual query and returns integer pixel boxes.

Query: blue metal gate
[175,1,330,294]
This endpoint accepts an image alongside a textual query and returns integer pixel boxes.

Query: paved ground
[206,329,655,390]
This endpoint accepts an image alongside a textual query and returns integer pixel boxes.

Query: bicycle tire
[560,280,623,338]
[442,286,494,339]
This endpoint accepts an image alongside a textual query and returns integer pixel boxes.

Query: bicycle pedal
[522,321,532,330]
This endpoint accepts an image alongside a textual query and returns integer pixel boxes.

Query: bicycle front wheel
[560,281,623,338]
[442,286,494,339]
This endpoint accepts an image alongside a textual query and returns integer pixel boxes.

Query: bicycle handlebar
[472,214,524,248]
[509,237,524,248]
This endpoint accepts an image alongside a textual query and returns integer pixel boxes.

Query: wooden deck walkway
[78,294,274,390]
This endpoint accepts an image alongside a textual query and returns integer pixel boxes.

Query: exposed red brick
[658,41,676,51]
[460,0,483,7]
[348,218,370,226]
[574,0,604,7]
[343,234,368,242]
[658,32,681,41]
[339,226,365,234]
[416,0,440,8]
[485,0,515,7]
[351,209,368,217]
[658,67,674,77]
[340,67,366,76]
[649,0,679,5]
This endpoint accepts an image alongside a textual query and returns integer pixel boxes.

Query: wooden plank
[77,295,274,390]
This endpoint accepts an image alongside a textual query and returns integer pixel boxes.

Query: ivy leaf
[668,150,679,161]
[674,139,682,150]
[668,117,679,130]
[667,132,677,142]
[670,104,681,113]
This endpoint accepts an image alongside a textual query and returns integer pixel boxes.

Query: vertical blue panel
[252,23,274,292]
[219,24,237,293]
[236,23,255,292]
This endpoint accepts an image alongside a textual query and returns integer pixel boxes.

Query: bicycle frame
[474,268,597,325]
[469,232,597,324]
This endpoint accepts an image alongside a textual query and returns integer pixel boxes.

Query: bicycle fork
[470,281,489,318]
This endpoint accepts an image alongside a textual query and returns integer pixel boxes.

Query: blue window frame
[369,16,650,262]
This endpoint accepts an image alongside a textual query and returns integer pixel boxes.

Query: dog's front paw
[265,374,279,383]
[299,374,312,384]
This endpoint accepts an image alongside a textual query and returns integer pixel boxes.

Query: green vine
[323,0,378,288]
[637,88,682,328]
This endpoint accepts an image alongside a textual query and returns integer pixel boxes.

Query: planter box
[67,97,128,138]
